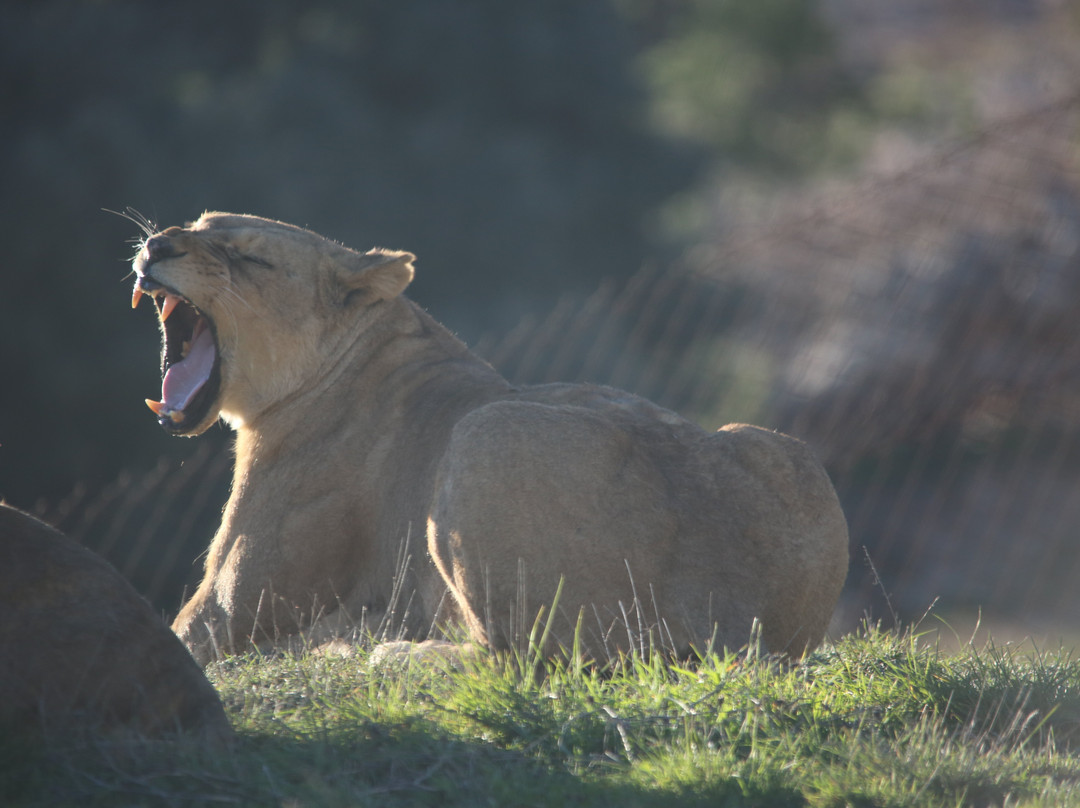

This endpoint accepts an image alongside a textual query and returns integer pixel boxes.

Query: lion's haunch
[127,212,849,665]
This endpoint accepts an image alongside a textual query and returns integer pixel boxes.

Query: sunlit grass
[4,623,1080,806]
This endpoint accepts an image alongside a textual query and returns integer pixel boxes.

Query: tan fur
[0,504,231,739]
[133,212,849,666]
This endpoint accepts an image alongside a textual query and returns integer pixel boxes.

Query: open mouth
[132,280,221,433]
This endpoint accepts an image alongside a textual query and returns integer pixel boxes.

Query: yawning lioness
[129,212,848,665]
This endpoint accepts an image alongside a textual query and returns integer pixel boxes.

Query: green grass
[4,624,1080,807]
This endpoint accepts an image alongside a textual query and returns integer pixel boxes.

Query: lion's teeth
[160,294,180,322]
[131,285,144,309]
[145,398,185,424]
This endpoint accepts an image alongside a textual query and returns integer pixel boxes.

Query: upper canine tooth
[131,285,144,309]
[160,294,180,322]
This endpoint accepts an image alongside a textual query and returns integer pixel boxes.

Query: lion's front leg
[170,529,314,666]
[172,576,337,666]
[171,589,231,667]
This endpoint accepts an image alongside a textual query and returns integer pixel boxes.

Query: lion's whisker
[104,206,158,238]
[216,294,240,342]
[221,282,256,315]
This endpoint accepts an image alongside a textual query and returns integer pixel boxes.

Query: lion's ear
[339,249,416,305]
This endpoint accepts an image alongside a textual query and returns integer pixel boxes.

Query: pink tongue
[161,319,215,412]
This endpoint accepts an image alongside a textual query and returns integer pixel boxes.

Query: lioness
[128,212,848,666]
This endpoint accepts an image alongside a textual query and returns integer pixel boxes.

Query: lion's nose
[143,233,180,264]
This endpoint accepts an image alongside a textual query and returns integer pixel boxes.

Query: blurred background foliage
[626,0,866,175]
[0,0,868,507]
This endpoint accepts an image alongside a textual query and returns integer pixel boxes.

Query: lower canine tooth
[145,399,183,423]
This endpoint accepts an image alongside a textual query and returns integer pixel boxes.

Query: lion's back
[692,424,850,651]
[427,386,849,656]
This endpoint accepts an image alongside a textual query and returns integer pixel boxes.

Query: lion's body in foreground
[130,213,848,666]
[0,504,230,738]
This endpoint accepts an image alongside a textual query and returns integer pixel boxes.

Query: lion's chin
[218,407,246,430]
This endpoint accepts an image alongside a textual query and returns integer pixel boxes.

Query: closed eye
[208,241,274,272]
